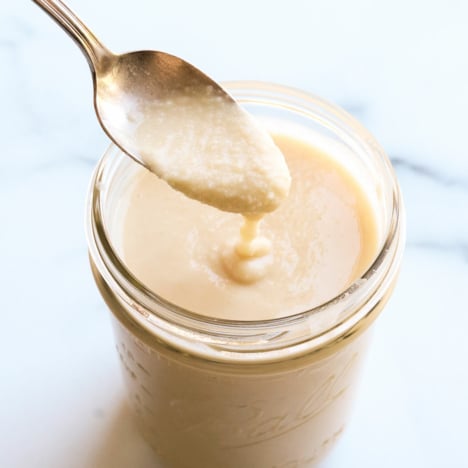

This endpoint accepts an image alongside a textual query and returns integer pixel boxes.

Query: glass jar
[86,82,405,468]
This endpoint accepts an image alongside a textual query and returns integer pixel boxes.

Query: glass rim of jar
[86,80,405,361]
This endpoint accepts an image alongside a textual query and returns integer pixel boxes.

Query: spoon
[32,0,234,168]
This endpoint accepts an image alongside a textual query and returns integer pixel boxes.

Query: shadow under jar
[86,82,405,468]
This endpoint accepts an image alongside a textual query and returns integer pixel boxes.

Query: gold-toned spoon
[32,0,234,167]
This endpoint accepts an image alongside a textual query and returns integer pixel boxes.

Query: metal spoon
[32,0,234,167]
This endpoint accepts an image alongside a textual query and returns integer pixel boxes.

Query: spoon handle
[32,0,112,73]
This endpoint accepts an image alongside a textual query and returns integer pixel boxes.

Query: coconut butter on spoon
[33,0,291,281]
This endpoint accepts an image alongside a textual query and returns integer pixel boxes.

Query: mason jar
[86,82,405,468]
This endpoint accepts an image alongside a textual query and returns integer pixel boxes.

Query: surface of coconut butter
[121,131,379,319]
[136,94,291,214]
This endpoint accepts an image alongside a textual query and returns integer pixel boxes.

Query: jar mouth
[86,81,405,355]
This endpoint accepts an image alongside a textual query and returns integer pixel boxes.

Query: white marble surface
[1,1,467,467]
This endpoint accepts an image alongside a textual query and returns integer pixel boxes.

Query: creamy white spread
[135,93,291,214]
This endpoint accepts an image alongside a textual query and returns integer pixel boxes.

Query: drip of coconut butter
[134,90,290,283]
[221,215,274,284]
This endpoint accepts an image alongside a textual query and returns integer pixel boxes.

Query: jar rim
[86,81,405,360]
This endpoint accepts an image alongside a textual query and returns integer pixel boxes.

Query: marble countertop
[1,1,467,467]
